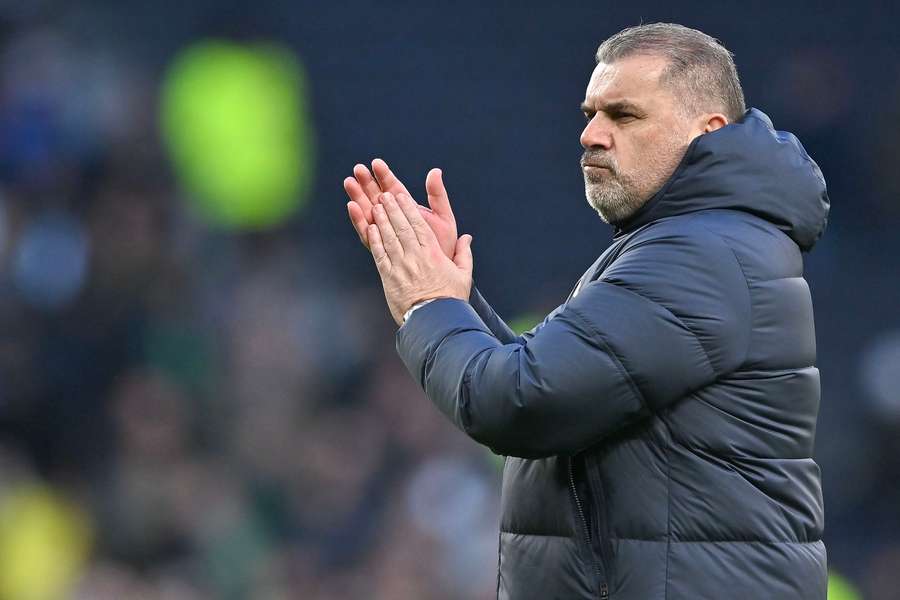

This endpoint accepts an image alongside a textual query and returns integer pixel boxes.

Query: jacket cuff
[395,298,492,388]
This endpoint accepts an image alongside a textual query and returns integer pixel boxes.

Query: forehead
[584,54,670,107]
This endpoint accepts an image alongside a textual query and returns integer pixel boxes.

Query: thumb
[425,168,454,218]
[452,234,474,273]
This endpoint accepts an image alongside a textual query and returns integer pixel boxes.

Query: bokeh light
[509,313,543,336]
[160,40,314,230]
[828,570,863,600]
[0,484,92,600]
[859,329,900,422]
[12,212,90,311]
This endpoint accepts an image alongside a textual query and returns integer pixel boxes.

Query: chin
[585,199,612,224]
[589,197,641,225]
[585,189,616,223]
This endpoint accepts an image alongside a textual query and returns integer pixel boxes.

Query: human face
[580,54,696,224]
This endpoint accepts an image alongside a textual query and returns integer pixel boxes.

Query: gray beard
[582,132,689,225]
[584,172,644,224]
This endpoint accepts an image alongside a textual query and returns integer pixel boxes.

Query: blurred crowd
[0,19,500,600]
[0,1,899,599]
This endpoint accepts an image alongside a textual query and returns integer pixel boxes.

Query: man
[344,23,829,600]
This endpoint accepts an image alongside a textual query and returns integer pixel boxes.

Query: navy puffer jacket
[396,109,830,599]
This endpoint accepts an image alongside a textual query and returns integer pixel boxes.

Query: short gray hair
[596,23,746,122]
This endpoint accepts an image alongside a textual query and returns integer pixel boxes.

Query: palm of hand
[419,208,457,259]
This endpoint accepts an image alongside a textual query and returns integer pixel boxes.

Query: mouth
[582,164,612,173]
[581,157,612,168]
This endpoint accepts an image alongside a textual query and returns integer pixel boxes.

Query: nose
[580,115,613,150]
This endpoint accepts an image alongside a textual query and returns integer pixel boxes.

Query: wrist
[402,298,438,324]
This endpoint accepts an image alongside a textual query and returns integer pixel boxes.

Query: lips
[581,158,613,170]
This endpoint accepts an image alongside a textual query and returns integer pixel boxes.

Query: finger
[381,192,419,251]
[367,224,390,272]
[396,193,438,247]
[347,201,370,247]
[353,164,383,204]
[373,202,404,259]
[344,177,374,221]
[425,168,454,218]
[453,234,474,274]
[372,158,412,197]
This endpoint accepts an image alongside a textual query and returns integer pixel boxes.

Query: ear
[704,113,729,133]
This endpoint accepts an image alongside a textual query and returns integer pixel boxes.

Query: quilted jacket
[396,109,830,599]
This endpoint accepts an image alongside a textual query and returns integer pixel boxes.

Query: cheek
[616,127,659,171]
[636,125,684,162]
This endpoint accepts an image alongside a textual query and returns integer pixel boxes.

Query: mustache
[580,151,618,174]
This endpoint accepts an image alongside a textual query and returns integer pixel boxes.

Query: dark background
[0,1,896,598]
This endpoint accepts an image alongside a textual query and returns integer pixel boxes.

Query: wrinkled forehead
[584,54,671,107]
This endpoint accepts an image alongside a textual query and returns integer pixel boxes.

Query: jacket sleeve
[468,285,519,344]
[396,228,751,458]
[469,284,567,345]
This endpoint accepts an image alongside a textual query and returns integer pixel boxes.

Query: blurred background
[0,0,896,598]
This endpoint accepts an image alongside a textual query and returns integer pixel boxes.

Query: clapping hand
[365,192,473,325]
[344,159,459,259]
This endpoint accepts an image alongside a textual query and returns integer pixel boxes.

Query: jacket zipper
[586,456,615,598]
[569,456,608,599]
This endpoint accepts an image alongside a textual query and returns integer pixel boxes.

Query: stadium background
[0,0,897,598]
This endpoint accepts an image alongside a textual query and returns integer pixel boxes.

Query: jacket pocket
[569,455,608,597]
[584,454,616,595]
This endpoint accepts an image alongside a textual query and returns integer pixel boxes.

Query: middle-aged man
[344,23,829,600]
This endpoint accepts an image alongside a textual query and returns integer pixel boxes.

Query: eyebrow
[580,100,644,115]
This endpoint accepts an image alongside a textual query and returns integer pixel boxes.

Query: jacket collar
[612,108,830,251]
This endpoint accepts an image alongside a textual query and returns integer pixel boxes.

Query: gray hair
[596,23,746,122]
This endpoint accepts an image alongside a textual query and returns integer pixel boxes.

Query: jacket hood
[614,108,830,251]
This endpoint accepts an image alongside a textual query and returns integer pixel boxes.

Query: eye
[583,111,595,122]
[615,112,636,122]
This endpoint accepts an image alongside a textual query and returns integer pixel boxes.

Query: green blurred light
[161,40,314,229]
[508,312,544,336]
[828,570,862,600]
